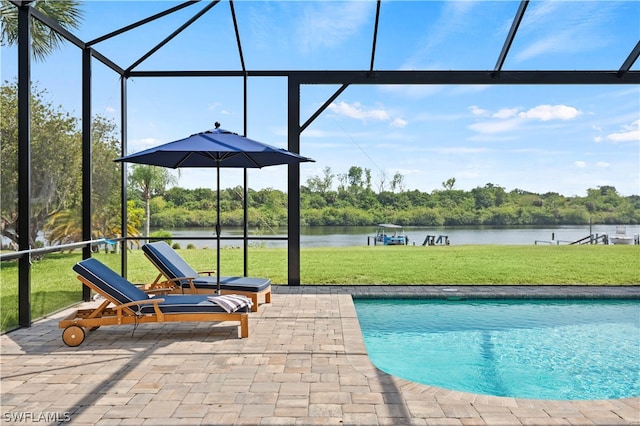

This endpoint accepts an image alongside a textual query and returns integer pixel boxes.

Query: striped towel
[207,294,253,313]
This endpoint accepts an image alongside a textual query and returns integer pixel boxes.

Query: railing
[0,238,112,262]
[1,238,114,333]
[1,235,289,261]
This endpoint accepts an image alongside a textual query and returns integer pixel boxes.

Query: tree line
[145,173,640,230]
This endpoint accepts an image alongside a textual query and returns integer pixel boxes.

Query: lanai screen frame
[9,0,640,326]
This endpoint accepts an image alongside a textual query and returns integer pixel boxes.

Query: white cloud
[516,37,561,62]
[574,161,587,168]
[468,119,520,134]
[469,105,488,116]
[596,162,610,168]
[593,136,603,143]
[328,101,390,122]
[297,2,372,53]
[606,120,640,143]
[519,105,581,121]
[492,108,519,119]
[391,118,408,128]
[468,104,581,137]
[515,1,611,62]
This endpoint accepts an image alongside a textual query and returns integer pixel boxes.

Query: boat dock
[535,232,639,245]
[422,235,449,246]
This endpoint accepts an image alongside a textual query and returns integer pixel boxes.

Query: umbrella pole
[216,166,221,295]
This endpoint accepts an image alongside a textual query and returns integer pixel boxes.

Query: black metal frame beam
[228,0,251,276]
[87,0,200,46]
[120,77,129,277]
[301,84,349,133]
[369,0,381,72]
[28,6,84,49]
[125,0,220,74]
[17,2,32,327]
[291,70,640,84]
[126,69,640,84]
[494,0,528,73]
[619,40,640,77]
[287,77,302,286]
[81,47,92,301]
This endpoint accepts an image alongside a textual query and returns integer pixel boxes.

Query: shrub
[149,230,172,246]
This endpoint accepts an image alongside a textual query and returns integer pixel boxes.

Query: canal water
[157,225,640,249]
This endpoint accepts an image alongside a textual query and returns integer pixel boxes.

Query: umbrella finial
[214,122,221,129]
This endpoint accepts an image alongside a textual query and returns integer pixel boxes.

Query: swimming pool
[354,298,640,400]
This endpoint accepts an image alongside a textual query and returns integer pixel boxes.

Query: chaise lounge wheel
[62,325,85,347]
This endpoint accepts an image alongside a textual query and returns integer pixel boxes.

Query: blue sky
[2,0,639,196]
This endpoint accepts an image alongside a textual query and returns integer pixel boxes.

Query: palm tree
[44,203,143,253]
[128,165,179,237]
[0,0,83,61]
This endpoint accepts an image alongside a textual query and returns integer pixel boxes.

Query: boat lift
[422,234,450,246]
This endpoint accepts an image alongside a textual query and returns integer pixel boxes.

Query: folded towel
[207,294,253,313]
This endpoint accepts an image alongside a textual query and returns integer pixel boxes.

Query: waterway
[156,224,640,249]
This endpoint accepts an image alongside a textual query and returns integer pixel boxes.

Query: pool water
[354,299,640,400]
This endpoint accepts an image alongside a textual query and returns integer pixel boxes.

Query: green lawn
[2,245,639,331]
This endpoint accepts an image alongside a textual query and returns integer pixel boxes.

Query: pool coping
[273,284,640,299]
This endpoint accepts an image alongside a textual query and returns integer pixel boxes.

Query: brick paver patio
[1,286,638,425]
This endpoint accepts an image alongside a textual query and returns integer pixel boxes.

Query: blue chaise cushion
[73,258,148,305]
[73,258,239,314]
[143,241,270,291]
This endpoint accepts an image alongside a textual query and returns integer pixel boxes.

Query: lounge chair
[58,258,250,347]
[141,241,271,312]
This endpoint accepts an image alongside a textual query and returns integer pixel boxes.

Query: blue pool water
[354,299,640,400]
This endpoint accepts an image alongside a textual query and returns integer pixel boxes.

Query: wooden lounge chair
[141,241,271,312]
[58,258,250,347]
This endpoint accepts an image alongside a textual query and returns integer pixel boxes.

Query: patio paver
[1,286,638,425]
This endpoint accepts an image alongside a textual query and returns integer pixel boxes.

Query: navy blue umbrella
[115,125,313,168]
[115,124,314,292]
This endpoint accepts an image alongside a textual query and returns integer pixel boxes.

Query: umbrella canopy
[115,126,314,168]
[115,125,314,292]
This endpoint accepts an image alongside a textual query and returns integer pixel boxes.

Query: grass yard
[1,244,638,332]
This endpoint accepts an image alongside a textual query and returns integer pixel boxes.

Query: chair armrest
[198,270,216,276]
[115,298,165,322]
[165,276,196,283]
[116,298,165,311]
[144,287,174,295]
[165,276,197,292]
